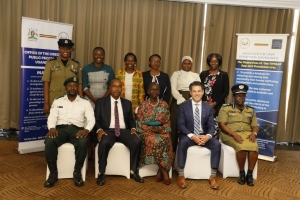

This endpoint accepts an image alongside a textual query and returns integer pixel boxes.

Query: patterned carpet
[0,140,300,200]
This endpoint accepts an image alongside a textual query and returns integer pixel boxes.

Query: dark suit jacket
[178,100,215,136]
[94,96,136,131]
[142,70,171,103]
[200,69,229,116]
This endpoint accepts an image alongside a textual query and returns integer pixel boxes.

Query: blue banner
[235,34,288,158]
[19,17,73,154]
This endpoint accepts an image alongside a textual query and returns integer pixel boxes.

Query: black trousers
[44,125,88,163]
[97,128,142,174]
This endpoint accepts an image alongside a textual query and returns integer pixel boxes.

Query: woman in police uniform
[218,84,258,187]
[42,39,83,115]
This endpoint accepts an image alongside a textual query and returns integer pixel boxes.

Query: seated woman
[218,84,258,186]
[136,82,173,185]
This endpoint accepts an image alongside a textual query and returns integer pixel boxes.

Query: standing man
[177,81,221,190]
[42,39,83,115]
[44,76,95,187]
[218,84,258,186]
[94,78,143,186]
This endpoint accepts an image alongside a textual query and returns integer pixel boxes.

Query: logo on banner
[28,28,38,41]
[239,38,250,49]
[58,32,69,39]
[272,39,283,49]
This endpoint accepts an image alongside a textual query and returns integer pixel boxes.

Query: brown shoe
[177,175,187,189]
[209,176,219,190]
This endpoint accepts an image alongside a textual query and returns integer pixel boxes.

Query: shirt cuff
[187,133,195,140]
[96,128,103,133]
[48,127,55,131]
[206,134,212,139]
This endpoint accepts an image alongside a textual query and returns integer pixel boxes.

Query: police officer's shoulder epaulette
[48,58,57,62]
[246,105,255,109]
[222,103,232,107]
[55,95,64,100]
[71,59,80,64]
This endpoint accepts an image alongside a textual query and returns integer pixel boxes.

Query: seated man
[218,84,258,186]
[44,76,95,187]
[95,78,143,186]
[177,81,221,190]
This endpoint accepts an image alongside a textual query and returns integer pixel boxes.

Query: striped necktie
[114,101,120,137]
[194,104,200,135]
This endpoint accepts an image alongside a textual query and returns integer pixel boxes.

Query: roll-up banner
[19,17,73,154]
[235,34,288,162]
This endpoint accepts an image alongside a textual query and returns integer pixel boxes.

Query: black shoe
[96,174,105,186]
[73,171,84,187]
[238,172,245,185]
[44,171,58,187]
[246,174,254,186]
[130,172,144,183]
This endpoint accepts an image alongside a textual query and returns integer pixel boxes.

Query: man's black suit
[94,96,141,174]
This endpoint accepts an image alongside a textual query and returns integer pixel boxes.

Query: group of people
[42,39,259,190]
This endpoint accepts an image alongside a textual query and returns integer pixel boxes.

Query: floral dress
[136,100,173,171]
[203,72,220,137]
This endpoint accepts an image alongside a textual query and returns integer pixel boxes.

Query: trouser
[97,128,142,174]
[177,134,221,169]
[44,125,88,163]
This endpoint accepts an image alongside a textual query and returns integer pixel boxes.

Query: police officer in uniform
[44,76,95,187]
[218,84,258,186]
[42,39,83,115]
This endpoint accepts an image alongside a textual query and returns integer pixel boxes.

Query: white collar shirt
[109,96,126,129]
[47,95,95,131]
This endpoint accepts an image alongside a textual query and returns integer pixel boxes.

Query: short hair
[206,53,222,66]
[110,78,121,86]
[189,81,204,91]
[124,52,137,62]
[148,82,160,91]
[148,54,161,67]
[93,47,105,54]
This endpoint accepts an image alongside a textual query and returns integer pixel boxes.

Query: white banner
[19,17,73,154]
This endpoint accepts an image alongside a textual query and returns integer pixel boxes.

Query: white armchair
[95,142,130,179]
[46,143,88,181]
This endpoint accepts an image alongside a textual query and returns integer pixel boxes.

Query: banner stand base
[258,154,277,162]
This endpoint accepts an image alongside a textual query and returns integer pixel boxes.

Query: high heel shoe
[155,168,162,182]
[155,176,163,182]
[163,178,171,185]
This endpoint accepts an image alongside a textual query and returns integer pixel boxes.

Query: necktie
[114,101,120,137]
[194,104,200,135]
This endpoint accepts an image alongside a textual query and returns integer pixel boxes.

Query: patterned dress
[203,72,219,137]
[136,100,173,171]
[116,67,145,119]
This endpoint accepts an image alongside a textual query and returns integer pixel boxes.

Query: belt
[235,130,246,132]
[56,124,83,129]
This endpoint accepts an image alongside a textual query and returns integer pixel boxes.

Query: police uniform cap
[63,76,78,86]
[231,84,248,94]
[57,39,74,47]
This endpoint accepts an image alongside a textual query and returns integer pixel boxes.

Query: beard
[67,91,77,98]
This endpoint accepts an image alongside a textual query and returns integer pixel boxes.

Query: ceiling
[167,0,300,9]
